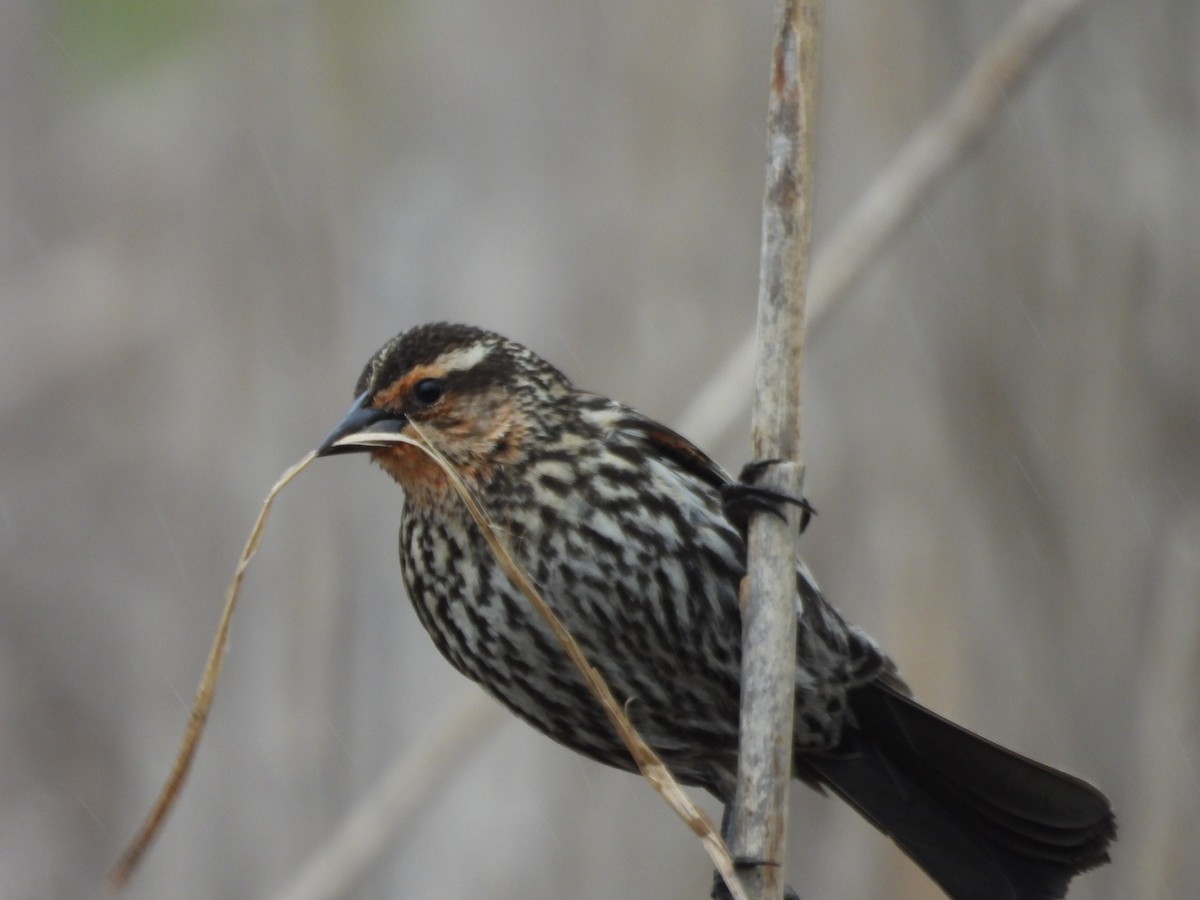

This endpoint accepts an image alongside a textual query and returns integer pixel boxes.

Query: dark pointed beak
[316,392,409,457]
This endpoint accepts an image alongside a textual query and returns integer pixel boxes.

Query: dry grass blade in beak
[399,423,750,900]
[108,451,318,891]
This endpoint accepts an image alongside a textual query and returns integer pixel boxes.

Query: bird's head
[318,323,571,504]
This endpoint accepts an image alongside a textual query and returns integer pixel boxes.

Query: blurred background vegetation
[2,1,1196,898]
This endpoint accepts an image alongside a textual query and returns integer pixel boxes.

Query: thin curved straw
[108,451,318,891]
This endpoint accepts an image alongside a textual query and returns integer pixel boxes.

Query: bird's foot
[710,859,801,900]
[721,458,815,537]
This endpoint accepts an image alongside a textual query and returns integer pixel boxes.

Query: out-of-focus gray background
[2,1,1195,898]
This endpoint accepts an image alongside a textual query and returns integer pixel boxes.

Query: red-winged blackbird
[318,322,1114,900]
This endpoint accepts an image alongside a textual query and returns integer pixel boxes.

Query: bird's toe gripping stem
[721,458,815,537]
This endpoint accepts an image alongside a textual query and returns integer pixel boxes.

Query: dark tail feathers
[805,683,1115,900]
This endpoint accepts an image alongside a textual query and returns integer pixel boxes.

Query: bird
[317,322,1114,900]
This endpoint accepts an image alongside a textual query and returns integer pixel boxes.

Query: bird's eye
[412,378,446,406]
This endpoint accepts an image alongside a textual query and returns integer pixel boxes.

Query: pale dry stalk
[732,1,820,899]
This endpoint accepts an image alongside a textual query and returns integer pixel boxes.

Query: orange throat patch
[369,400,528,509]
[371,443,454,506]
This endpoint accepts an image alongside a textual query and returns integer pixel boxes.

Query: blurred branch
[676,0,1092,447]
[268,692,506,900]
[732,1,819,898]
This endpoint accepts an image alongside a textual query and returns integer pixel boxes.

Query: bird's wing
[582,394,897,691]
[609,408,735,493]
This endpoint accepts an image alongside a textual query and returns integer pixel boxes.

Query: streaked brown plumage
[319,322,1115,899]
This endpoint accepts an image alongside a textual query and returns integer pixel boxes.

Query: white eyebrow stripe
[437,342,492,373]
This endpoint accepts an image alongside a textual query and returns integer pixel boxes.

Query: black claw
[712,805,800,899]
[734,855,781,870]
[737,458,782,485]
[711,866,801,900]
[722,459,816,537]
